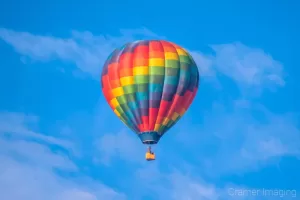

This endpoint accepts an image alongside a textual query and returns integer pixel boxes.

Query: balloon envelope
[101,40,199,144]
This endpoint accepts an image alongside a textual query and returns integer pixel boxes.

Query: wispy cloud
[0,111,126,200]
[0,111,227,200]
[211,43,285,87]
[168,172,219,200]
[95,130,143,165]
[0,153,126,200]
[0,27,296,200]
[132,163,221,200]
[0,27,160,77]
[189,51,215,77]
[0,138,77,170]
[174,101,300,176]
[0,28,285,93]
[0,112,74,151]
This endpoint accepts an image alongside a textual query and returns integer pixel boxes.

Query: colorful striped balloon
[101,40,200,145]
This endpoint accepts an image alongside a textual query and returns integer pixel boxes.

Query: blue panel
[138,131,161,144]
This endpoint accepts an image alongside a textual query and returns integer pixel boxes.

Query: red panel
[182,91,193,109]
[160,40,174,47]
[164,94,182,120]
[110,79,121,88]
[149,41,164,51]
[160,41,177,53]
[108,62,118,69]
[119,53,133,68]
[149,51,165,58]
[119,68,133,77]
[102,75,110,85]
[101,75,114,101]
[185,88,198,108]
[163,46,178,53]
[149,108,159,130]
[108,63,119,80]
[134,45,149,59]
[157,101,171,117]
[133,58,148,66]
[154,100,172,124]
[139,124,145,132]
[103,88,113,101]
[142,116,149,130]
[174,95,184,113]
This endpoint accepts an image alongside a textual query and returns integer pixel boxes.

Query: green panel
[179,55,192,64]
[136,84,148,92]
[134,75,149,84]
[165,60,180,68]
[116,96,127,104]
[166,120,174,127]
[149,66,165,75]
[125,94,136,102]
[158,125,166,133]
[149,75,164,84]
[121,104,130,112]
[166,67,179,76]
[116,106,124,114]
[122,85,136,94]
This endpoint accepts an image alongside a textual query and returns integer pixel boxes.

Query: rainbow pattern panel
[101,40,200,144]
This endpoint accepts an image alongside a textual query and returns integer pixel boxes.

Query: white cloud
[133,163,221,200]
[0,27,294,199]
[0,111,223,200]
[169,172,219,200]
[189,51,215,77]
[188,42,285,96]
[0,27,160,77]
[175,101,300,175]
[0,111,126,200]
[95,130,143,165]
[0,112,74,151]
[0,138,77,170]
[94,129,225,200]
[211,42,285,87]
[0,153,126,200]
[130,160,219,200]
[0,28,285,92]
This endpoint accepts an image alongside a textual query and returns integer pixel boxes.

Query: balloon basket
[145,151,155,161]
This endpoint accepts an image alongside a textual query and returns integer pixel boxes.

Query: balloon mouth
[138,131,161,145]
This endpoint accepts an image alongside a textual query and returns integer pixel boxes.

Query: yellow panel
[113,109,120,117]
[112,87,124,97]
[176,48,188,56]
[171,112,179,121]
[120,76,134,86]
[165,52,179,60]
[110,98,119,108]
[162,117,170,126]
[154,124,161,131]
[149,58,165,67]
[133,66,149,75]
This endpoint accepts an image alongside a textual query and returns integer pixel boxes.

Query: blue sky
[0,0,300,199]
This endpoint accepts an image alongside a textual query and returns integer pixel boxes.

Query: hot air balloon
[101,40,200,161]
